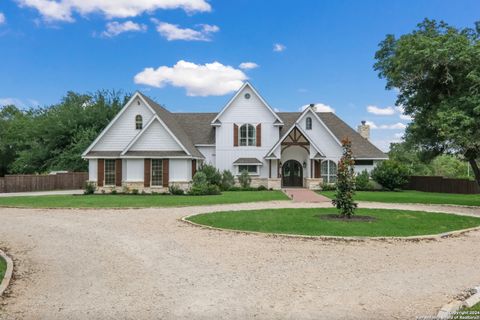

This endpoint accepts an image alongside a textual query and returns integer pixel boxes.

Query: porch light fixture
[302,161,307,168]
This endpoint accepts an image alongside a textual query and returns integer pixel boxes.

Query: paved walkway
[0,189,83,197]
[1,201,479,319]
[283,188,331,203]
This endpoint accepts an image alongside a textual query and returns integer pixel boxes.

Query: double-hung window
[321,160,337,184]
[104,159,116,186]
[238,165,258,175]
[151,159,163,186]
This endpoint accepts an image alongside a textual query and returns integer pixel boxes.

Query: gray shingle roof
[138,93,385,160]
[276,112,386,159]
[85,151,121,157]
[233,158,263,165]
[139,93,204,158]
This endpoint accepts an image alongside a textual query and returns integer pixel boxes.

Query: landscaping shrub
[221,170,235,191]
[168,184,185,195]
[321,183,336,191]
[111,189,117,195]
[332,138,357,218]
[131,188,139,195]
[199,164,222,187]
[257,185,267,191]
[355,170,374,191]
[83,181,95,195]
[188,171,221,195]
[238,170,252,189]
[371,160,409,191]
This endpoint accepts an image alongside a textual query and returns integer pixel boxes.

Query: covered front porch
[266,125,337,190]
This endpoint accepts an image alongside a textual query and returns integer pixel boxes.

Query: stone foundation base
[95,181,190,194]
[304,178,323,190]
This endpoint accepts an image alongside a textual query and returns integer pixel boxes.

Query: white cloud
[273,43,286,52]
[134,60,247,96]
[238,62,259,70]
[394,132,404,139]
[101,21,147,37]
[365,121,407,130]
[152,19,218,41]
[0,13,5,25]
[367,105,395,115]
[16,0,211,22]
[300,103,335,113]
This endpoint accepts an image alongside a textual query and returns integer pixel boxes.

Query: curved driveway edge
[0,249,13,296]
[181,215,480,242]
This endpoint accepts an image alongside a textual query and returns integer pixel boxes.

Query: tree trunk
[468,158,480,188]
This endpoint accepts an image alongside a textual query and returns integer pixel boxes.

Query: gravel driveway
[0,201,479,320]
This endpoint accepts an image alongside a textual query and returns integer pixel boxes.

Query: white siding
[92,98,154,151]
[88,159,97,181]
[197,146,215,165]
[354,160,380,174]
[170,159,191,181]
[125,159,144,181]
[215,85,280,178]
[130,120,182,151]
[298,110,343,160]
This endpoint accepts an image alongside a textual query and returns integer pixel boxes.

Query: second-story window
[239,124,256,146]
[306,117,312,130]
[135,115,143,130]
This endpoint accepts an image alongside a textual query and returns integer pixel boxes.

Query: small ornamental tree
[332,138,357,218]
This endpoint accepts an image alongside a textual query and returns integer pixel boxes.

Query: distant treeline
[0,91,130,176]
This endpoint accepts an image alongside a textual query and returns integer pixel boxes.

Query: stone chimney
[357,120,370,140]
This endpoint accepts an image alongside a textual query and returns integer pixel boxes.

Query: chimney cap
[361,120,366,125]
[309,103,315,108]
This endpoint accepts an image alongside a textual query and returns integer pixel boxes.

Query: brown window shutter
[314,160,321,178]
[115,159,122,187]
[162,159,169,187]
[256,123,262,147]
[192,159,197,178]
[144,159,151,187]
[233,124,238,147]
[97,159,104,187]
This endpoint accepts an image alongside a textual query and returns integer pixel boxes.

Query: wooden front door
[282,160,303,187]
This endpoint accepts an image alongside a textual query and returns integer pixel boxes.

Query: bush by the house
[371,160,409,191]
[355,170,374,191]
[131,188,139,195]
[320,182,336,191]
[110,189,117,195]
[168,184,185,195]
[199,164,222,187]
[188,171,221,195]
[238,170,252,189]
[220,170,235,191]
[83,181,95,195]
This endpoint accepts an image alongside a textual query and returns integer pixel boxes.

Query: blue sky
[0,0,479,151]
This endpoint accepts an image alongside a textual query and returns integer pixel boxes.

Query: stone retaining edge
[0,249,13,296]
[437,285,480,319]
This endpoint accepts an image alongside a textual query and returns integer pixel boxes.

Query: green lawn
[0,191,289,208]
[462,302,480,312]
[0,256,6,284]
[187,208,480,237]
[320,190,480,207]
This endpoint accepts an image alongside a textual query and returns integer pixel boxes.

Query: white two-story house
[82,82,387,191]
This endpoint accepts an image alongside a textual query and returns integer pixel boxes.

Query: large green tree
[0,90,128,175]
[375,19,480,187]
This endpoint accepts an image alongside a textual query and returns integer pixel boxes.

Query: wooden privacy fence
[405,176,480,194]
[0,172,88,193]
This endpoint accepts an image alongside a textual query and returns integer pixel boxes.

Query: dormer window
[135,115,143,130]
[306,117,312,130]
[239,124,256,146]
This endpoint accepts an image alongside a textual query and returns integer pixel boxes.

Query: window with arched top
[135,115,143,130]
[239,124,256,146]
[321,160,337,183]
[306,117,312,130]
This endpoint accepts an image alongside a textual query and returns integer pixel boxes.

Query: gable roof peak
[211,81,283,125]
